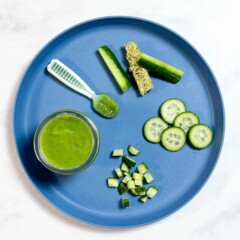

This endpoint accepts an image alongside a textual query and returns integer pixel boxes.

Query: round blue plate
[13,16,224,228]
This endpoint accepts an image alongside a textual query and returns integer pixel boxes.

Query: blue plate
[13,16,224,228]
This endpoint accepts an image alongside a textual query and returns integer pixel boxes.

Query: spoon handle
[47,59,95,99]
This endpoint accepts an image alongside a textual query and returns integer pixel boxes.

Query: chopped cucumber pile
[143,98,214,151]
[107,146,159,207]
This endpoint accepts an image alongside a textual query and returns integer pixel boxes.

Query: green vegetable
[144,173,154,183]
[127,145,140,156]
[132,172,143,180]
[160,98,186,124]
[138,52,184,83]
[98,46,132,92]
[139,195,148,203]
[112,149,124,157]
[121,162,130,173]
[127,180,135,190]
[122,175,132,184]
[118,182,128,195]
[188,124,213,149]
[115,168,123,178]
[161,127,186,152]
[143,117,168,143]
[122,155,136,168]
[121,197,130,207]
[107,178,119,188]
[147,186,158,198]
[137,162,149,174]
[174,112,200,133]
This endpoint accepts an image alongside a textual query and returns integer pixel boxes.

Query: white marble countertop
[1,0,239,239]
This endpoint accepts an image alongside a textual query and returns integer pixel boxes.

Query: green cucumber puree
[40,115,94,169]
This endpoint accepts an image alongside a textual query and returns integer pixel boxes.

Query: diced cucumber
[143,117,168,143]
[107,178,119,188]
[131,187,146,196]
[118,182,128,195]
[137,52,184,83]
[139,195,148,203]
[112,149,124,157]
[128,145,140,156]
[123,172,130,176]
[132,172,143,180]
[122,175,132,184]
[174,112,200,133]
[147,186,158,198]
[122,155,136,168]
[127,180,135,189]
[98,46,132,92]
[137,162,149,174]
[121,197,130,207]
[144,172,154,183]
[134,179,143,187]
[161,127,186,152]
[160,98,186,124]
[115,168,123,178]
[121,162,130,173]
[188,124,213,149]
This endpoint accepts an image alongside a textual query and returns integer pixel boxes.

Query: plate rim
[13,15,225,228]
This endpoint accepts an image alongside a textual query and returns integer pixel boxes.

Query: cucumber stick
[98,46,132,92]
[138,53,184,83]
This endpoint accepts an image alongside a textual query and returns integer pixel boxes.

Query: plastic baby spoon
[47,59,119,118]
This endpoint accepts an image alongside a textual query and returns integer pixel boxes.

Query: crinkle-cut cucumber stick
[188,124,213,149]
[138,53,184,83]
[98,46,132,92]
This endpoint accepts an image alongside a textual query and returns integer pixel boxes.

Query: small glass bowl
[33,110,100,175]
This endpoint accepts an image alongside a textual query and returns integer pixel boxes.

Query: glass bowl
[33,110,100,175]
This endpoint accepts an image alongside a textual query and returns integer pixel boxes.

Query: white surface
[1,0,239,239]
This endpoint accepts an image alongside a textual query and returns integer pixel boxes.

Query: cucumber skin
[98,46,132,92]
[138,53,184,83]
[188,124,213,149]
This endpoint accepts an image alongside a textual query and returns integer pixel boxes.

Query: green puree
[40,115,94,169]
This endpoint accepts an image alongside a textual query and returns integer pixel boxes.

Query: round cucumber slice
[188,124,213,149]
[160,98,186,124]
[143,117,168,143]
[161,127,186,151]
[174,111,200,133]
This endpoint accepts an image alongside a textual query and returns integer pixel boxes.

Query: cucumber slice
[112,149,124,157]
[137,162,149,174]
[147,186,158,198]
[161,127,186,152]
[174,112,200,133]
[121,197,130,207]
[127,145,140,156]
[122,155,136,168]
[188,124,213,149]
[160,98,186,124]
[98,46,132,92]
[118,182,128,195]
[138,53,184,83]
[107,178,119,188]
[144,172,154,183]
[139,195,148,203]
[143,117,168,143]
